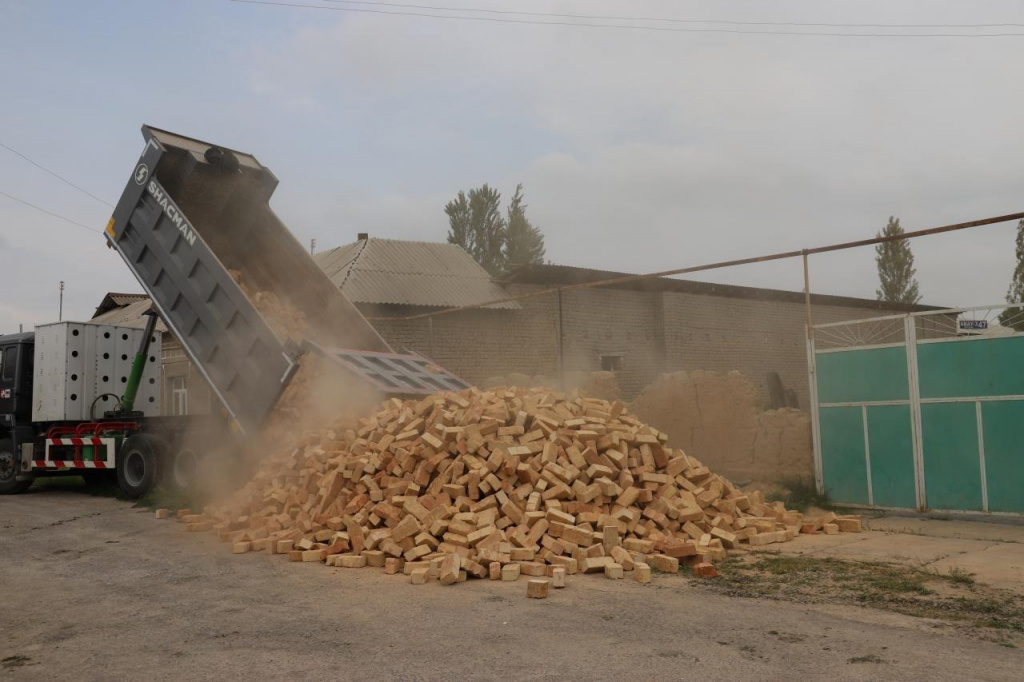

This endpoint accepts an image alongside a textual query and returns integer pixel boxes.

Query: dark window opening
[600,355,623,372]
[0,347,12,380]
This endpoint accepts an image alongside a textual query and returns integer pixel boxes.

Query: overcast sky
[2,0,1024,332]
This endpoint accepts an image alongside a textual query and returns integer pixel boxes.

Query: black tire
[0,439,32,495]
[116,434,159,498]
[168,446,199,491]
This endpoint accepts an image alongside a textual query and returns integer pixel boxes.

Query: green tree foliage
[503,184,546,269]
[445,184,507,276]
[999,219,1024,331]
[875,216,921,304]
[444,191,472,254]
[445,183,546,275]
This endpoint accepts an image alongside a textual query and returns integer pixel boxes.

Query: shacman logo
[146,181,198,247]
[134,163,149,186]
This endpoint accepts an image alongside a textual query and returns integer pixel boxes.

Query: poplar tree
[875,216,921,304]
[503,184,546,268]
[445,184,506,276]
[445,183,546,275]
[999,219,1024,331]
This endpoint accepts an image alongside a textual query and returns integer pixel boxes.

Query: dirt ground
[784,516,1024,593]
[3,489,1023,681]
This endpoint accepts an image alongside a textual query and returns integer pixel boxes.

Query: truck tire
[116,435,159,499]
[169,446,199,492]
[0,440,32,495]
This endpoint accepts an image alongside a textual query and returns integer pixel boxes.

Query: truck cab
[0,332,35,493]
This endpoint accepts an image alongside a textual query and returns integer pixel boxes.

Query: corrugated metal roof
[314,238,519,310]
[90,298,169,332]
[93,292,150,318]
[109,293,148,306]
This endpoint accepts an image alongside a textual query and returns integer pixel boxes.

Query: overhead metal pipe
[368,212,1024,323]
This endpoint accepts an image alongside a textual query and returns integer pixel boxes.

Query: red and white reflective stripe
[32,460,109,469]
[49,437,103,447]
[36,437,116,471]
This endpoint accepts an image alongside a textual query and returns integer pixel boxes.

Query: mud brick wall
[358,284,901,406]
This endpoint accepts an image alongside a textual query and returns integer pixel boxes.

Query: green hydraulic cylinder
[120,311,159,414]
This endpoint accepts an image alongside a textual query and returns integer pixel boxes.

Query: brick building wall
[158,280,921,413]
[358,284,915,406]
[362,285,561,385]
[660,292,885,408]
[557,287,666,398]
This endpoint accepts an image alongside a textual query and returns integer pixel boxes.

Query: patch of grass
[31,475,88,490]
[32,474,122,497]
[701,554,1024,643]
[767,477,834,513]
[133,485,204,513]
[861,570,934,596]
[31,475,203,511]
[947,566,976,586]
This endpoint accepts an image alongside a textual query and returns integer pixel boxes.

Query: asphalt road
[2,489,1021,681]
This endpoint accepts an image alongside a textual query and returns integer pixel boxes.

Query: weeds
[947,566,976,586]
[702,554,1024,641]
[31,475,202,511]
[32,475,122,498]
[134,486,203,512]
[767,477,834,513]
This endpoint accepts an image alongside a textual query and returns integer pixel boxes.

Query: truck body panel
[32,322,161,422]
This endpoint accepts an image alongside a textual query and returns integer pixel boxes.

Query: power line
[0,141,114,208]
[0,190,103,234]
[324,0,1024,30]
[231,0,1024,37]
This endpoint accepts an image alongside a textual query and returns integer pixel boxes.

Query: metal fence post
[904,315,927,510]
[807,335,825,495]
[557,288,565,390]
[802,251,826,494]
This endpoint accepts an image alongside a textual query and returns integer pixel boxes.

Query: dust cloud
[481,370,622,401]
[181,273,383,505]
[633,370,813,484]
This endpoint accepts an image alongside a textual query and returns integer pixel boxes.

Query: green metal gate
[809,305,1024,514]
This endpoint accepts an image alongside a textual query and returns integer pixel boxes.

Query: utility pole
[59,281,64,321]
[310,238,316,255]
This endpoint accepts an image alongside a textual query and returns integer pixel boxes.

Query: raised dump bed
[105,126,391,433]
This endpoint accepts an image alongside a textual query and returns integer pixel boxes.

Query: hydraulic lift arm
[113,311,158,417]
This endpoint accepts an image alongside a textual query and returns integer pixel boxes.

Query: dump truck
[0,126,469,497]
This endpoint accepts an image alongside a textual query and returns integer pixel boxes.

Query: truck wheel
[116,435,158,498]
[169,446,199,491]
[0,440,32,495]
